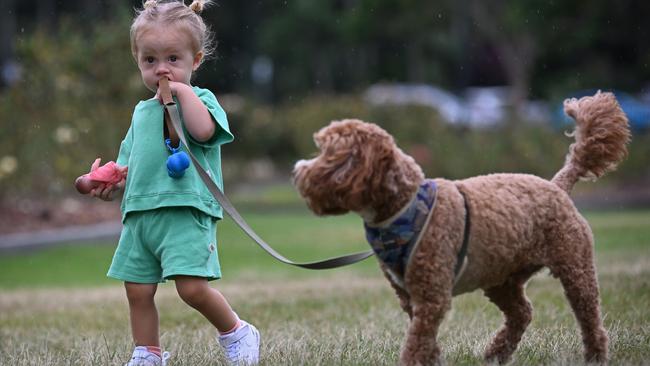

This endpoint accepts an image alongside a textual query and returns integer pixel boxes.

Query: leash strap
[158,78,373,269]
[453,191,471,278]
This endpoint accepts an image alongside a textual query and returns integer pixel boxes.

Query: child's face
[135,24,203,93]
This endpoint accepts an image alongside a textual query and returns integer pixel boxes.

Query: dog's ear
[298,119,410,214]
[331,121,397,211]
[357,127,397,205]
[343,121,424,213]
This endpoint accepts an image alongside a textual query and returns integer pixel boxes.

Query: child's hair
[130,0,215,66]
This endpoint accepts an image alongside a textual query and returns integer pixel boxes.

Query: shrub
[0,12,146,199]
[1,16,647,200]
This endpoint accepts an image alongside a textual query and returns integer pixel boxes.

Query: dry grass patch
[1,263,649,365]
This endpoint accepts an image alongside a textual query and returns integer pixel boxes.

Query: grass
[0,207,374,289]
[0,209,649,365]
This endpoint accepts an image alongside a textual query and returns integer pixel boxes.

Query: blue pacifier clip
[165,138,190,178]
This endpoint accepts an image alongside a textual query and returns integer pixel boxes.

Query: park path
[0,221,121,252]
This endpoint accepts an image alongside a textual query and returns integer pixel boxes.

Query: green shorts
[107,206,221,283]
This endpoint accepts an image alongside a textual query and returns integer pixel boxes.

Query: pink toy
[75,158,124,194]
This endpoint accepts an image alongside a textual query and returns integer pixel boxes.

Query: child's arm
[161,82,215,142]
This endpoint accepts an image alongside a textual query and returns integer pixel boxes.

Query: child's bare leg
[174,275,239,332]
[125,282,160,346]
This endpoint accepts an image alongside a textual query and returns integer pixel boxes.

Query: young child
[87,0,260,365]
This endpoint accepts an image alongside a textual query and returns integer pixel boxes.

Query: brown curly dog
[293,91,630,365]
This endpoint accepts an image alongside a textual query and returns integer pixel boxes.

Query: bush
[228,94,649,184]
[265,96,571,180]
[1,15,648,200]
[0,12,147,199]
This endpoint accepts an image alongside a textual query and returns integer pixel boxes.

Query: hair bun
[143,0,158,9]
[189,0,204,13]
[189,0,213,14]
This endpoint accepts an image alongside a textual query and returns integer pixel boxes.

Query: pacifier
[165,138,190,178]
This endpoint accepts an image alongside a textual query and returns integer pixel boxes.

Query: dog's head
[292,119,424,221]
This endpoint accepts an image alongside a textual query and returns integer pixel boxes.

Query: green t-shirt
[116,86,234,221]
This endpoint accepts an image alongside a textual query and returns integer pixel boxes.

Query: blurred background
[1,0,649,239]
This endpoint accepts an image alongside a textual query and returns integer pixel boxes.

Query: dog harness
[364,179,470,287]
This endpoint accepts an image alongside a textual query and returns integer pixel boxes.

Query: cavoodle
[293,91,630,365]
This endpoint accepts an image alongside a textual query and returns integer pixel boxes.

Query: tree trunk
[36,0,56,30]
[470,0,536,118]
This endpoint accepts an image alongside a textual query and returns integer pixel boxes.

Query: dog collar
[364,179,438,280]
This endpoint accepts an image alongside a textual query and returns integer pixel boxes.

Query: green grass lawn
[0,207,375,289]
[0,209,649,365]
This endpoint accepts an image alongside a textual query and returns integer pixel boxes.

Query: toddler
[87,0,260,364]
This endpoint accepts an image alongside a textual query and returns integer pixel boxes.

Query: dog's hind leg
[483,266,541,364]
[547,219,608,364]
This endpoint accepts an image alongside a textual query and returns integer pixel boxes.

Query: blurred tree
[257,0,455,99]
[340,0,455,86]
[1,0,649,200]
[3,0,649,100]
[257,1,340,96]
[0,7,146,199]
[459,0,650,108]
[0,0,17,89]
[36,0,56,30]
[531,0,650,98]
[468,0,541,109]
[197,1,277,95]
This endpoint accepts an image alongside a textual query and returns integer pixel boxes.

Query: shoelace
[124,351,171,366]
[161,352,171,365]
[224,340,242,361]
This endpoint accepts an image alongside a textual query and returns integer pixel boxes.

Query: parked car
[554,89,650,133]
[364,83,551,128]
[364,83,466,125]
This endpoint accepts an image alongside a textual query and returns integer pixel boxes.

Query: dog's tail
[551,91,631,194]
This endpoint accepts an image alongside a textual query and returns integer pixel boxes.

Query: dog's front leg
[380,264,413,319]
[399,235,456,365]
[399,288,451,366]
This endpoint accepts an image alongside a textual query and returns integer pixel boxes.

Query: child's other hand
[90,183,115,201]
[90,164,128,201]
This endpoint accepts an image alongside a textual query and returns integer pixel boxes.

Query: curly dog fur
[293,91,630,365]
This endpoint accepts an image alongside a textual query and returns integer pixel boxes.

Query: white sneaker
[124,346,170,366]
[218,320,261,365]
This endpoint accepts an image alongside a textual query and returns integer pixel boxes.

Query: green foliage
[240,94,648,182]
[4,72,650,199]
[257,1,454,94]
[0,10,147,198]
[248,0,650,100]
[2,4,649,199]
